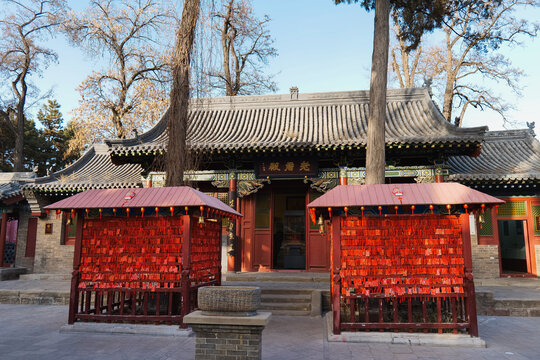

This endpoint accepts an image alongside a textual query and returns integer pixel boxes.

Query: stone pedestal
[184,311,271,360]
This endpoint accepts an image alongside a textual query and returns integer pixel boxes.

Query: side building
[448,128,540,278]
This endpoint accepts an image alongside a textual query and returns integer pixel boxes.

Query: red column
[0,213,7,267]
[228,178,238,272]
[460,213,479,337]
[435,169,444,183]
[181,214,192,328]
[339,168,348,185]
[331,215,342,335]
[68,211,84,324]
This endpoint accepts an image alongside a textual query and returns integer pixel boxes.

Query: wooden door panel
[308,230,329,270]
[254,229,272,269]
[240,197,255,272]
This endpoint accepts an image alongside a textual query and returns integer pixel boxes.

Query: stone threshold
[324,313,486,348]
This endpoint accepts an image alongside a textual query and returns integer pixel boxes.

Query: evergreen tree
[37,99,65,173]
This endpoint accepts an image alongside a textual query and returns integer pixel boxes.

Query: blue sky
[33,0,540,132]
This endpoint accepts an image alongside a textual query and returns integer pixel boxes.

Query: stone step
[0,267,27,281]
[476,291,540,317]
[263,309,312,316]
[19,273,71,281]
[261,294,311,303]
[225,272,329,283]
[260,301,311,311]
[260,288,315,296]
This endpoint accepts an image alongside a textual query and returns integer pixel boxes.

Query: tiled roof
[107,88,487,155]
[23,144,143,192]
[448,129,540,183]
[0,172,35,202]
[0,182,22,202]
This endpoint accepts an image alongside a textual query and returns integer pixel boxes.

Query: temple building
[2,87,538,279]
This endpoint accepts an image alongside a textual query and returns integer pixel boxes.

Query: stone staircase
[260,288,315,316]
[224,272,330,317]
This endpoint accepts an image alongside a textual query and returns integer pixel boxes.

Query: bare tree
[439,0,538,126]
[166,0,201,186]
[209,0,277,96]
[0,0,66,171]
[391,1,539,125]
[65,0,174,140]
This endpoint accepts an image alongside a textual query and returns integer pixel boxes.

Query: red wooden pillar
[331,215,342,335]
[435,169,444,183]
[460,213,479,337]
[0,213,8,267]
[339,167,348,185]
[181,214,192,328]
[228,177,238,271]
[68,211,84,324]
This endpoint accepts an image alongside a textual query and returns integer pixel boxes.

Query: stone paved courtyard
[1,304,539,359]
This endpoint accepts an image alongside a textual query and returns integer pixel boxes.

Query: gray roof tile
[24,144,143,192]
[448,129,540,182]
[106,88,487,155]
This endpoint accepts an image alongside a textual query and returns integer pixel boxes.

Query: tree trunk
[442,29,455,122]
[166,0,200,186]
[13,108,25,172]
[365,0,390,185]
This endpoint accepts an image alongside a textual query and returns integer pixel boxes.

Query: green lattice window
[533,206,540,236]
[478,208,493,236]
[497,201,527,217]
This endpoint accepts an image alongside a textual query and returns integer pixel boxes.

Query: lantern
[141,207,145,217]
[378,206,382,215]
[170,207,174,217]
[446,204,451,215]
[199,206,205,226]
[317,216,324,234]
[155,207,159,217]
[429,204,434,214]
[411,205,415,214]
[463,204,468,214]
[99,208,102,219]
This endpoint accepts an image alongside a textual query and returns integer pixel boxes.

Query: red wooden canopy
[44,186,241,216]
[308,183,503,208]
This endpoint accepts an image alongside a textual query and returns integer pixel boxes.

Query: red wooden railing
[70,279,218,326]
[340,288,474,333]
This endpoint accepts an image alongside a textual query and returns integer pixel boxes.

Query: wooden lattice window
[497,201,527,217]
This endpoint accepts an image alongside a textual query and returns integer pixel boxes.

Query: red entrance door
[240,183,330,272]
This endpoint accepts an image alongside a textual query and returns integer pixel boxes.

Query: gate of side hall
[45,187,240,327]
[308,183,503,336]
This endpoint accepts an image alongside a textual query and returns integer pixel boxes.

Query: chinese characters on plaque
[256,158,318,178]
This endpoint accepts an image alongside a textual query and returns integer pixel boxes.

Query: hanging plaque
[256,158,318,178]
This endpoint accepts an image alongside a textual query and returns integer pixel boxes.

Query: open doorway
[498,220,529,274]
[273,192,306,270]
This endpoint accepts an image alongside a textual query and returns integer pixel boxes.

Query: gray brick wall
[33,215,73,274]
[190,324,264,360]
[470,233,500,279]
[14,209,34,271]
